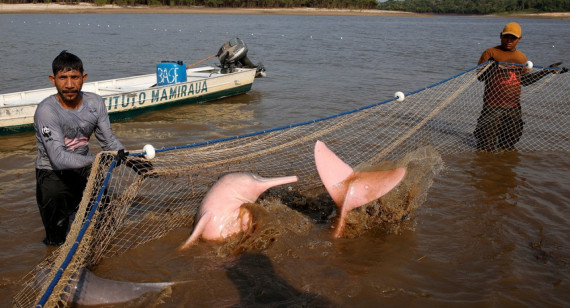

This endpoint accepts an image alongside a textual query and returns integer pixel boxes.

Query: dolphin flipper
[179,211,213,250]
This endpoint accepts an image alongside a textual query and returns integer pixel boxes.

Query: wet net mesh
[14,61,569,307]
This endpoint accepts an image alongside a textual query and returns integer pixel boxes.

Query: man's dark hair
[52,50,84,75]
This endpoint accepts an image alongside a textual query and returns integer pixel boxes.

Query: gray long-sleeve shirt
[34,92,124,170]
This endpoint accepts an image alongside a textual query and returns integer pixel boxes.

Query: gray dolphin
[36,268,174,306]
[71,269,174,305]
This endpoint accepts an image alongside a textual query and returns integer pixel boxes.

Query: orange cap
[502,22,521,38]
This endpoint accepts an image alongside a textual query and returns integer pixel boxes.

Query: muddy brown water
[1,14,569,307]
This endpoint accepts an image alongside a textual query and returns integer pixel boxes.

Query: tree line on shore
[2,0,568,13]
[1,0,379,9]
[377,0,570,14]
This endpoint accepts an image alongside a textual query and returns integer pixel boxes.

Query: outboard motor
[217,38,266,77]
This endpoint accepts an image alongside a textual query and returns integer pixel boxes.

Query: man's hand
[116,149,155,177]
[548,62,567,74]
[548,62,562,68]
[554,67,568,74]
[116,149,128,167]
[125,158,155,177]
[477,58,498,82]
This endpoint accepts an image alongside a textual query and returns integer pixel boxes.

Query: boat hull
[107,83,252,123]
[0,67,256,135]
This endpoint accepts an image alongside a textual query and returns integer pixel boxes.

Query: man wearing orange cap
[474,22,566,151]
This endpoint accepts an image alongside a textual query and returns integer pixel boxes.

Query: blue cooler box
[156,61,187,86]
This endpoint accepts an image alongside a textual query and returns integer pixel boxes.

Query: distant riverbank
[0,3,570,19]
[2,3,568,18]
[0,3,420,16]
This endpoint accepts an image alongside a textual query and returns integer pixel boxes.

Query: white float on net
[395,91,405,102]
[525,61,533,70]
[143,144,156,160]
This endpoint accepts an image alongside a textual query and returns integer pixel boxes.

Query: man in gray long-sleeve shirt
[34,51,125,246]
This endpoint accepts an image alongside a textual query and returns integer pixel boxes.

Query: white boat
[0,66,257,135]
[0,38,264,135]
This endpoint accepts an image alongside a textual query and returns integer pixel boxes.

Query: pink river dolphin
[179,172,299,250]
[314,140,406,238]
[179,140,405,248]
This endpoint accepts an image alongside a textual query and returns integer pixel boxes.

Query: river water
[0,13,569,307]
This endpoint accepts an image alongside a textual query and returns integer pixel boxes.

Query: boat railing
[1,89,55,107]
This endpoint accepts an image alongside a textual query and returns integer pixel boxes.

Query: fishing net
[13,61,569,307]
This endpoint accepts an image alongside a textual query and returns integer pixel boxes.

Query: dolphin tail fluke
[342,168,406,213]
[332,168,406,238]
[314,140,354,205]
[314,140,406,238]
